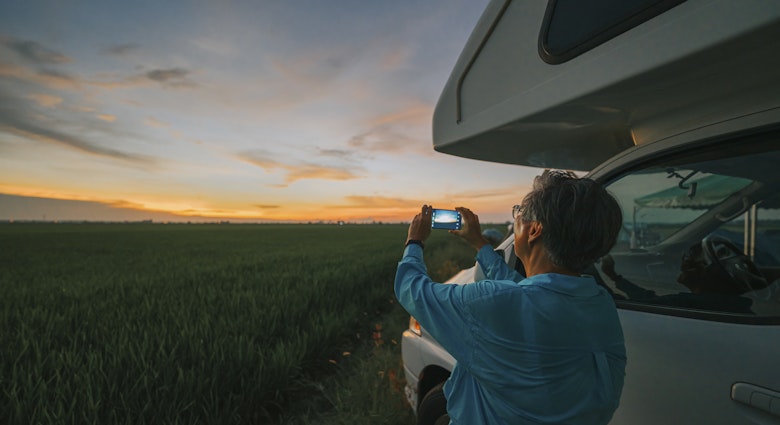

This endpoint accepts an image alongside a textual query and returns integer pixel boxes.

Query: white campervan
[401,0,780,424]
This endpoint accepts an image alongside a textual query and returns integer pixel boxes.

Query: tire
[417,382,448,425]
[433,415,450,425]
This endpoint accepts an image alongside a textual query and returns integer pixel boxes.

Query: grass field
[0,223,489,424]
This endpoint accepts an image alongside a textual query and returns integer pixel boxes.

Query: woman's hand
[406,205,433,245]
[450,207,490,251]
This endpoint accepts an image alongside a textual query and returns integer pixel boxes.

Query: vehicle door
[592,134,780,424]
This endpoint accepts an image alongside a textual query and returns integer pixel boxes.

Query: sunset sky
[0,0,538,223]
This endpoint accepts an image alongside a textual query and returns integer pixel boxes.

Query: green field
[0,223,485,424]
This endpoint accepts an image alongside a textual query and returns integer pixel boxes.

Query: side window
[539,0,686,64]
[595,142,780,320]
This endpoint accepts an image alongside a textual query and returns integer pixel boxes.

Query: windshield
[609,170,753,250]
[597,140,780,318]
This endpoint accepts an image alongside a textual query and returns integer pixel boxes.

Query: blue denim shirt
[395,244,626,425]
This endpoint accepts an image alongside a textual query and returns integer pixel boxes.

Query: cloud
[101,199,238,219]
[175,208,235,216]
[38,68,80,86]
[285,164,358,183]
[269,50,348,88]
[105,199,149,210]
[101,43,140,56]
[251,46,358,110]
[145,117,168,128]
[316,148,361,161]
[85,68,197,90]
[237,150,362,185]
[27,93,63,107]
[97,114,116,122]
[0,37,79,91]
[338,190,521,210]
[0,36,71,64]
[192,38,237,57]
[254,204,280,209]
[145,68,196,88]
[341,195,422,209]
[347,103,433,154]
[455,188,526,200]
[236,151,277,169]
[370,103,432,127]
[3,124,152,164]
[328,185,530,222]
[0,91,156,166]
[146,68,187,82]
[0,61,81,90]
[347,127,416,154]
[1,37,196,91]
[320,195,431,223]
[380,47,411,71]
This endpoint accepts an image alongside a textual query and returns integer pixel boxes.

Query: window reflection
[596,147,780,317]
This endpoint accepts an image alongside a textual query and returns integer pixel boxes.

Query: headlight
[409,316,421,336]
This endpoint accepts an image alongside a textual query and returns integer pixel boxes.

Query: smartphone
[431,208,462,230]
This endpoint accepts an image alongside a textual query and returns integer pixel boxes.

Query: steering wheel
[702,235,768,294]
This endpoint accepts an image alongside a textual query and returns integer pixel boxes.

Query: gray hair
[520,170,622,272]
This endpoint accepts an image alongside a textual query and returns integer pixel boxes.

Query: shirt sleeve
[475,244,524,282]
[394,244,474,363]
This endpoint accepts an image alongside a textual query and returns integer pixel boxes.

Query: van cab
[401,1,780,424]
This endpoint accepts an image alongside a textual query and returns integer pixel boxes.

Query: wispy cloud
[0,36,71,64]
[341,195,423,209]
[89,67,198,90]
[337,188,525,212]
[269,49,350,89]
[0,40,197,172]
[0,61,81,90]
[237,150,362,185]
[192,37,237,57]
[0,91,156,166]
[328,185,531,222]
[347,103,433,154]
[0,1,513,224]
[379,47,411,71]
[370,103,432,127]
[347,126,424,154]
[101,43,140,56]
[27,93,63,107]
[2,124,152,165]
[315,148,364,162]
[285,164,358,184]
[455,188,528,200]
[0,37,81,90]
[144,67,196,88]
[1,37,197,92]
[145,117,168,128]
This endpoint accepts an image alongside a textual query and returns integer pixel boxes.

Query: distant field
[0,223,486,424]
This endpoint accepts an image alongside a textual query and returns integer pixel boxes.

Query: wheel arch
[417,365,451,407]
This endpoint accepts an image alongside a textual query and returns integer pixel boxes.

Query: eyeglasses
[512,204,524,220]
[512,204,535,221]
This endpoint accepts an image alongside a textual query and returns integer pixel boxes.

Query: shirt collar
[523,273,603,297]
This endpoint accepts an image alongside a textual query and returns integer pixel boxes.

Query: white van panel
[614,308,780,424]
[433,0,780,170]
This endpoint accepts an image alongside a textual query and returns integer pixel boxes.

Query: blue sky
[0,0,536,223]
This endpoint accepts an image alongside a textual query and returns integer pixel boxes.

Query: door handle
[731,382,780,417]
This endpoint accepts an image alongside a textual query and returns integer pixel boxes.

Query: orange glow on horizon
[0,183,516,223]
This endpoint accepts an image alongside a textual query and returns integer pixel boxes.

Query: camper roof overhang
[432,0,780,171]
